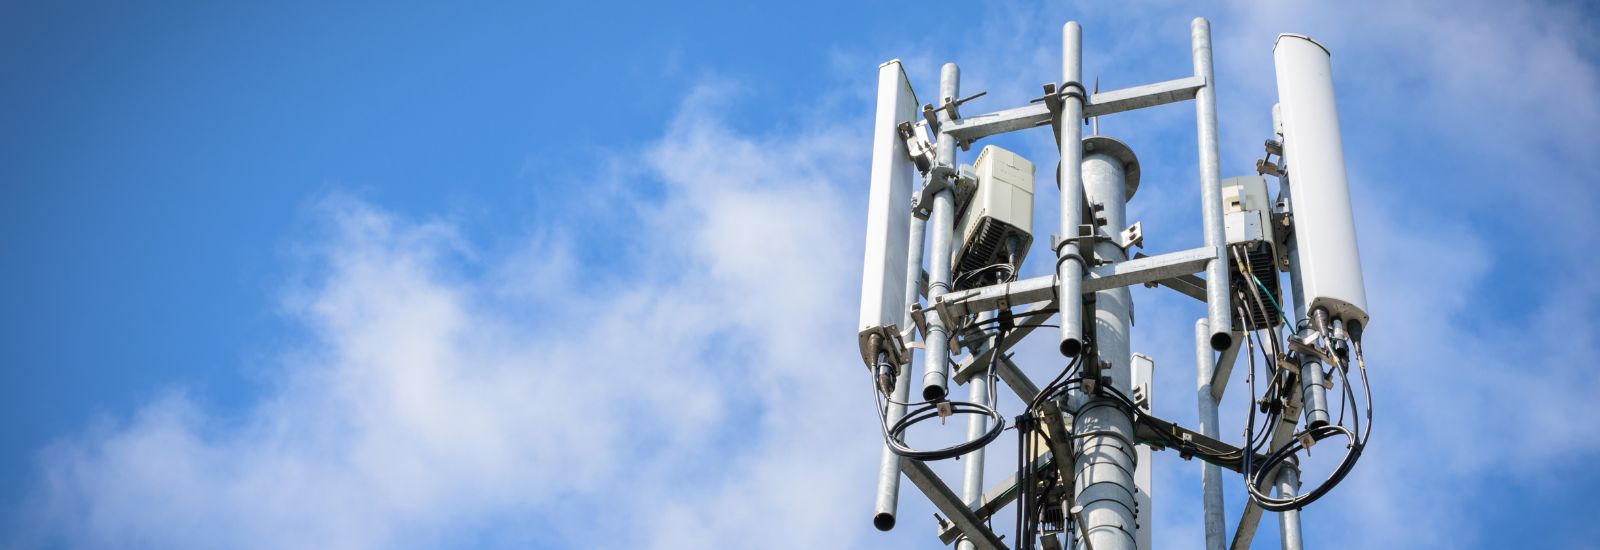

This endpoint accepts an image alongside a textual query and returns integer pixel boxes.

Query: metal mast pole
[1195,319,1227,550]
[873,214,927,531]
[854,19,1375,550]
[1073,138,1138,550]
[921,62,961,402]
[1191,17,1234,351]
[1276,462,1304,549]
[956,312,994,550]
[1056,22,1087,358]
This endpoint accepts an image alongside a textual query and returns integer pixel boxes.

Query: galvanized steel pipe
[1056,22,1087,358]
[873,214,927,530]
[1072,142,1137,550]
[1195,319,1227,550]
[1191,17,1234,351]
[921,63,961,402]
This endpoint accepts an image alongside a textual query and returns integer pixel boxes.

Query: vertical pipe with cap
[1056,22,1086,358]
[1192,17,1234,351]
[920,63,961,402]
[872,214,927,531]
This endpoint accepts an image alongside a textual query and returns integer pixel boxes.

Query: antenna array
[856,18,1372,550]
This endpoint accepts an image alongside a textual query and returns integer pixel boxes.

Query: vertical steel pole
[1275,462,1305,550]
[873,215,927,531]
[920,63,961,401]
[956,312,994,550]
[1195,319,1227,550]
[1056,22,1087,358]
[1191,17,1234,351]
[1072,142,1137,550]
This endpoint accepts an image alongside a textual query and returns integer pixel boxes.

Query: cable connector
[858,325,909,369]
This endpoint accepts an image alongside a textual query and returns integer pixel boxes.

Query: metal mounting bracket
[911,165,953,219]
[1121,221,1144,253]
[897,120,936,176]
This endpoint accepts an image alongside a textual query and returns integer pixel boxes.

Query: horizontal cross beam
[941,75,1206,143]
[936,246,1216,321]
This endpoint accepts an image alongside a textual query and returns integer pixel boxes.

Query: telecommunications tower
[855,18,1372,550]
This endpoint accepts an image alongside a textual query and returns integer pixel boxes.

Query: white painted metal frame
[861,17,1331,550]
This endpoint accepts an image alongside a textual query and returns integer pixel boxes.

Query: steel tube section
[902,459,1007,550]
[1191,17,1234,351]
[921,63,961,402]
[873,214,928,531]
[1194,319,1227,550]
[938,274,1057,319]
[1154,273,1208,302]
[1084,75,1206,118]
[1276,462,1305,550]
[944,103,1052,142]
[937,245,1211,321]
[1088,246,1215,294]
[1299,351,1330,428]
[942,75,1205,143]
[956,311,995,550]
[1056,22,1087,358]
[872,354,915,531]
[1208,334,1242,402]
[1073,143,1137,550]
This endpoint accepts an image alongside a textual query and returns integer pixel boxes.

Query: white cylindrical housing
[1274,34,1368,326]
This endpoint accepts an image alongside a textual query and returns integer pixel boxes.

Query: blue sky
[3,1,1599,548]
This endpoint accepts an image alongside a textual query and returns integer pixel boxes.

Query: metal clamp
[923,90,988,129]
[897,120,936,175]
[911,165,954,219]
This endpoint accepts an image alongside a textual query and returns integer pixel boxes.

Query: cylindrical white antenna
[1273,34,1369,327]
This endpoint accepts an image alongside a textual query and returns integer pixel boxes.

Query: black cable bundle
[1231,245,1373,512]
[871,323,1008,462]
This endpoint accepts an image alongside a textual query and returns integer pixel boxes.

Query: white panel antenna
[856,60,919,365]
[1274,34,1369,329]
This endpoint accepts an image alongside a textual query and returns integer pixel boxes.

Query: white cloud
[15,80,900,548]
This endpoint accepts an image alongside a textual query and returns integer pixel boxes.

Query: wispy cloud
[15,82,891,548]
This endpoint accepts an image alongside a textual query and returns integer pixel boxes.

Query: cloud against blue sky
[3,1,1598,548]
